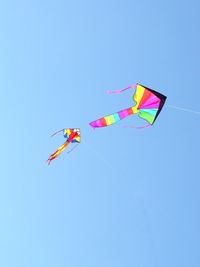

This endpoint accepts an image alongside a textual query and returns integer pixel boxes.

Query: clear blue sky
[0,0,200,266]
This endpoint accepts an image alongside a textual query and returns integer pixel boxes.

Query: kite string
[106,84,136,94]
[67,143,79,154]
[50,129,64,137]
[168,105,200,115]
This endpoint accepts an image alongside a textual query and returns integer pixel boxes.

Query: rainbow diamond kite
[47,128,80,165]
[89,83,167,128]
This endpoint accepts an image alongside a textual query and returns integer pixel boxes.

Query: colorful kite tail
[89,105,138,128]
[106,84,136,94]
[47,140,70,165]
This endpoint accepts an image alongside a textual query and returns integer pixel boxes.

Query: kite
[89,83,167,128]
[47,128,80,165]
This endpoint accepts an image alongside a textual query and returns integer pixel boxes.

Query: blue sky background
[0,0,200,266]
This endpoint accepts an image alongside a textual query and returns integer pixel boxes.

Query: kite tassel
[123,123,152,129]
[106,84,136,94]
[46,159,51,165]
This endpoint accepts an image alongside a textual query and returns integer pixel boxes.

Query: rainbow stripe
[89,106,138,128]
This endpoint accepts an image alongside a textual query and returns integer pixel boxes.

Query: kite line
[168,105,200,115]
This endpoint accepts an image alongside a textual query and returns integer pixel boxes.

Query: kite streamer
[106,84,136,94]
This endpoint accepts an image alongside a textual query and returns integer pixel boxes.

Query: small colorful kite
[47,128,80,165]
[89,83,167,128]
